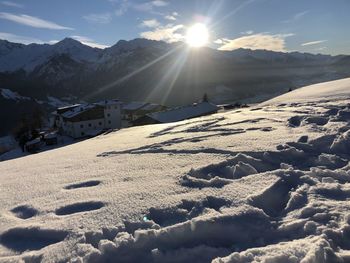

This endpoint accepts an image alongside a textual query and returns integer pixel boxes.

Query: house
[54,100,122,138]
[122,102,167,121]
[25,138,41,153]
[122,102,147,121]
[132,101,219,126]
[44,133,58,145]
[132,103,167,121]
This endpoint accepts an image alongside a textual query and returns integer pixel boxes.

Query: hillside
[0,78,350,262]
[1,38,350,136]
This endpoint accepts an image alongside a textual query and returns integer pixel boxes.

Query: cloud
[114,0,130,16]
[165,12,179,21]
[241,30,254,35]
[83,13,112,24]
[0,32,43,44]
[112,0,168,16]
[70,35,109,49]
[0,12,73,30]
[283,11,309,23]
[216,33,294,52]
[1,1,23,8]
[151,0,168,7]
[315,46,327,52]
[301,40,327,46]
[214,39,224,44]
[140,19,160,28]
[165,15,176,21]
[133,0,168,13]
[140,24,184,43]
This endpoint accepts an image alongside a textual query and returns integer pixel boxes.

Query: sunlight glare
[186,23,209,48]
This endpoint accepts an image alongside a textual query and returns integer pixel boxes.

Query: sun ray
[145,46,190,104]
[82,44,184,101]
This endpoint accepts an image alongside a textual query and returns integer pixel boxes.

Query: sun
[186,23,209,48]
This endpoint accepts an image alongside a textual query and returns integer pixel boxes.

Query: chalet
[133,101,219,126]
[122,102,167,121]
[54,100,122,139]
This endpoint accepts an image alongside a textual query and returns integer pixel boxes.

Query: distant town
[0,96,248,159]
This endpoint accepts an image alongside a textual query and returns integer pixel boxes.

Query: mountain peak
[108,38,168,54]
[55,37,83,47]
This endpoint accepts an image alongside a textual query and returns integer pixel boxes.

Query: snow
[0,88,30,101]
[0,38,101,72]
[47,96,70,108]
[147,102,219,123]
[0,136,16,155]
[0,77,350,262]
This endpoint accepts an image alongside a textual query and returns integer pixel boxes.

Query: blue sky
[0,0,349,55]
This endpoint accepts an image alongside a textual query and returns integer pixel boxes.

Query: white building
[54,100,122,139]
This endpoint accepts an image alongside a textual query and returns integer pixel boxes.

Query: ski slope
[1,78,350,262]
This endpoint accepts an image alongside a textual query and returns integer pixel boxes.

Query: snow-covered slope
[0,38,100,72]
[1,78,350,262]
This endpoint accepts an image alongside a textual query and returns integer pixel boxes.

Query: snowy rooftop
[147,101,219,123]
[122,101,147,111]
[138,103,162,111]
[60,103,96,119]
[1,78,350,262]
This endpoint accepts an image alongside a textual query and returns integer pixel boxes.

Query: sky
[0,0,349,55]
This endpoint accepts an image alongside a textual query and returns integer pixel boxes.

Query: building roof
[44,133,57,139]
[25,138,41,146]
[94,99,122,106]
[61,104,97,119]
[146,102,219,123]
[139,103,163,111]
[56,104,81,115]
[123,102,147,111]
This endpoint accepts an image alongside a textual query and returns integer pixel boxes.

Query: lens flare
[186,23,209,48]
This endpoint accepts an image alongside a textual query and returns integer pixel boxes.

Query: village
[0,97,246,159]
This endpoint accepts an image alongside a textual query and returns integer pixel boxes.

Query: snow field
[1,78,350,262]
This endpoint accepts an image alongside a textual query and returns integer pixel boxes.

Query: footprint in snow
[55,201,105,216]
[11,205,39,219]
[64,180,101,190]
[0,227,68,252]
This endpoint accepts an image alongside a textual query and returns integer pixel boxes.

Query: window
[107,113,110,117]
[99,122,102,126]
[88,123,92,127]
[80,124,84,128]
[81,132,85,136]
[108,120,111,124]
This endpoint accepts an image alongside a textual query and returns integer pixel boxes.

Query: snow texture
[1,78,350,262]
[0,88,30,101]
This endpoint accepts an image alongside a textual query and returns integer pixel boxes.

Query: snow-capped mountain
[0,37,350,136]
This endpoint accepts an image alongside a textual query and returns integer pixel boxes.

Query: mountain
[1,37,350,136]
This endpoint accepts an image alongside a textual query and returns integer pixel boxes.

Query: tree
[12,105,45,150]
[203,93,209,102]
